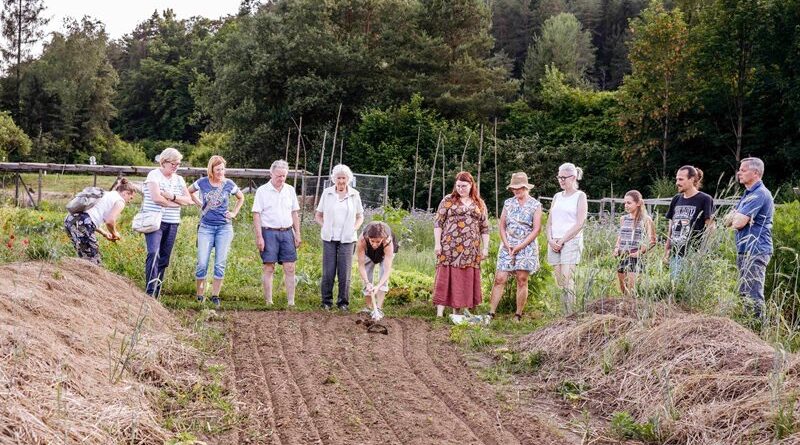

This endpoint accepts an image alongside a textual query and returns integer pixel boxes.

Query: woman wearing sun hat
[487,172,543,322]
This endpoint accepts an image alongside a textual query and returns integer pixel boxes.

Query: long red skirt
[432,265,482,309]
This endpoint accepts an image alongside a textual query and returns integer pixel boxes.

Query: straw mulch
[517,297,800,444]
[0,259,205,444]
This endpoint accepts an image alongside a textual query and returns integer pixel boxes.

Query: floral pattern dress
[433,196,489,308]
[496,196,541,272]
[435,196,490,268]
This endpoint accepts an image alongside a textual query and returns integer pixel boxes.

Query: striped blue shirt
[141,168,186,224]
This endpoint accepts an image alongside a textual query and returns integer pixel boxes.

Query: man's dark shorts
[260,228,297,264]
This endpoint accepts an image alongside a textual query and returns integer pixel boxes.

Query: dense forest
[0,0,797,209]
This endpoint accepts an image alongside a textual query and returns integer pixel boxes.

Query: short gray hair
[157,147,183,165]
[741,157,764,177]
[270,159,289,172]
[330,164,354,184]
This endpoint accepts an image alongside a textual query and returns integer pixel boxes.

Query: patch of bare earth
[230,311,574,445]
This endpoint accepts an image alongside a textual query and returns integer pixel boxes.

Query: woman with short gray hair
[141,147,194,297]
[315,164,364,311]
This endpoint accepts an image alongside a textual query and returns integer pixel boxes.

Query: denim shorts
[260,228,297,264]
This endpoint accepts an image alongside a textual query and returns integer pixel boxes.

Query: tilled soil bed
[229,311,572,445]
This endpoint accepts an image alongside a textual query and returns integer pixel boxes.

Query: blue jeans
[196,223,235,280]
[737,253,771,317]
[321,240,354,307]
[669,256,685,281]
[144,222,180,296]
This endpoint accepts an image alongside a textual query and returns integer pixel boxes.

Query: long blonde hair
[207,155,226,181]
[625,190,648,223]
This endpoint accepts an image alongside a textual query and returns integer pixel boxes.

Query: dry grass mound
[0,259,206,444]
[518,297,800,444]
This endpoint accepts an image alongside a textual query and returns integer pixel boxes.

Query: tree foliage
[618,0,694,175]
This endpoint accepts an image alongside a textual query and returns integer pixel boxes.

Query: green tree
[522,12,596,99]
[618,0,694,175]
[693,0,767,164]
[20,18,118,162]
[0,0,48,116]
[0,110,30,160]
[491,0,533,77]
[111,11,218,143]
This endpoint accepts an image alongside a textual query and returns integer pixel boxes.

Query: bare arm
[514,206,543,253]
[356,239,369,284]
[613,216,624,256]
[187,185,202,207]
[354,212,364,232]
[228,190,244,219]
[644,217,657,252]
[434,227,442,255]
[148,182,178,207]
[730,212,751,230]
[375,242,395,289]
[292,210,301,246]
[498,207,510,250]
[558,192,588,243]
[253,212,264,252]
[102,201,126,240]
[664,220,672,259]
[315,211,324,226]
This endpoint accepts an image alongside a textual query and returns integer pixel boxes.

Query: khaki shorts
[547,237,583,266]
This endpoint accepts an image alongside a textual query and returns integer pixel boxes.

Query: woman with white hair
[141,147,193,297]
[315,164,364,311]
[546,162,588,313]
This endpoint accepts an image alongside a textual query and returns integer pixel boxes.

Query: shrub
[609,411,663,443]
[0,112,31,160]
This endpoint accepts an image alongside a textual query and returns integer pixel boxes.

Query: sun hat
[506,172,534,190]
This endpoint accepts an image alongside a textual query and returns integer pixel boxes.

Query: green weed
[609,411,664,443]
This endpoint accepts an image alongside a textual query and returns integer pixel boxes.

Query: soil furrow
[276,317,339,443]
[342,316,483,444]
[230,319,282,445]
[254,315,323,445]
[396,318,492,445]
[304,314,403,445]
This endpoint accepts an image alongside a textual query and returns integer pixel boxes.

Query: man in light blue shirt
[725,157,774,318]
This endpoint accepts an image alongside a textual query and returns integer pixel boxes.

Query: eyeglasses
[166,161,181,167]
[455,184,471,189]
[556,175,574,181]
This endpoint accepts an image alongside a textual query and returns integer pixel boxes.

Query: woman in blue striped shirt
[142,147,193,297]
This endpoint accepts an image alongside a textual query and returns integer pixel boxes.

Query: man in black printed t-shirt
[663,165,715,279]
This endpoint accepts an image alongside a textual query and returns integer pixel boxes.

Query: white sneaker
[371,308,384,321]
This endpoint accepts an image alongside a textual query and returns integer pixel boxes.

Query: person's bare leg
[626,273,637,297]
[436,304,445,317]
[211,278,223,296]
[283,262,296,306]
[515,271,530,316]
[196,279,206,299]
[617,271,627,296]
[262,263,275,305]
[489,271,510,314]
[374,290,386,310]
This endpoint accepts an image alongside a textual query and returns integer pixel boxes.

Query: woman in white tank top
[545,163,588,313]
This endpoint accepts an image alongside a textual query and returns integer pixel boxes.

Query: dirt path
[229,311,573,445]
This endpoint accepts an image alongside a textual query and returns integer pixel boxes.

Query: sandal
[513,313,522,322]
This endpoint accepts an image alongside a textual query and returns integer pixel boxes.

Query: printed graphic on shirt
[670,205,697,247]
[204,186,226,210]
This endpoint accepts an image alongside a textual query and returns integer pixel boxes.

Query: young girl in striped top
[613,190,656,296]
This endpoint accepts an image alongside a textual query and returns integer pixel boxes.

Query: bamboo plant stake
[329,103,342,174]
[284,127,291,160]
[427,131,441,212]
[459,130,472,172]
[411,125,420,210]
[493,118,499,217]
[293,117,302,188]
[477,124,483,194]
[313,130,328,209]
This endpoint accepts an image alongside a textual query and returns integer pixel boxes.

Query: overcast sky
[43,0,241,40]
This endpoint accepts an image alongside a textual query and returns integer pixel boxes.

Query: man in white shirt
[252,160,302,306]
